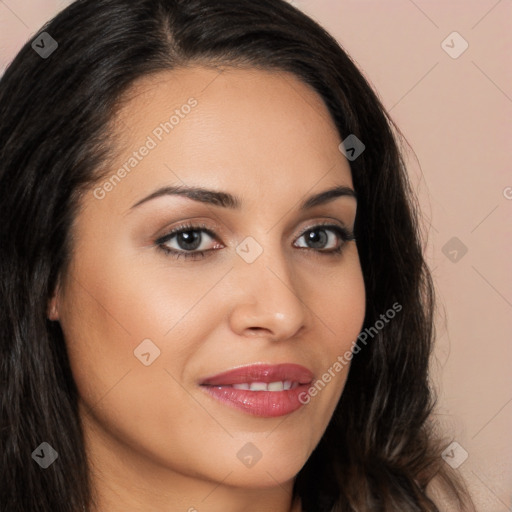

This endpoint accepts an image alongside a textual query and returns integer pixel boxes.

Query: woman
[0,0,475,510]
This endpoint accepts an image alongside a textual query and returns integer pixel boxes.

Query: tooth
[291,382,299,389]
[249,382,268,391]
[233,383,250,390]
[283,380,292,390]
[268,381,284,391]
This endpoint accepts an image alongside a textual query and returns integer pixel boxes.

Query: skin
[48,66,366,512]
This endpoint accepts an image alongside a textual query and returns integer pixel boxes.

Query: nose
[227,243,309,342]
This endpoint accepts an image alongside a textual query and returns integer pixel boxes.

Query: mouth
[199,363,314,418]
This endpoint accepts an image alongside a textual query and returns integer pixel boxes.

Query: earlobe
[47,284,61,321]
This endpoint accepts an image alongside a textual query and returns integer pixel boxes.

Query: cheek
[61,244,217,346]
[309,249,366,349]
[301,250,366,409]
[58,259,214,472]
[58,246,228,425]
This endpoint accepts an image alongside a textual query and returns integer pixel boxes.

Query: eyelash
[155,221,356,261]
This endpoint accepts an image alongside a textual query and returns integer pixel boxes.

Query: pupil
[178,231,201,250]
[308,229,327,249]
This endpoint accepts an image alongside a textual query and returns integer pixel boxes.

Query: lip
[199,363,314,418]
[200,363,314,386]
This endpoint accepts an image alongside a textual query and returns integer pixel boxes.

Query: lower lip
[201,385,310,417]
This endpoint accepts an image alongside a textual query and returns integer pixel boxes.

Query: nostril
[246,327,275,338]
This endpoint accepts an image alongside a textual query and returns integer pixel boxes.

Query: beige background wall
[1,0,510,510]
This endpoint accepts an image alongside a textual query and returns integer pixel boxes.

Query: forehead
[93,65,353,213]
[112,65,344,160]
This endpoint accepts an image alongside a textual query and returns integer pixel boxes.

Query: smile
[199,363,314,417]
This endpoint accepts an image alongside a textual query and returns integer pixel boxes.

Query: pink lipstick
[199,363,314,417]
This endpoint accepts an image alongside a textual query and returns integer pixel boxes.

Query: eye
[155,221,355,260]
[294,224,355,254]
[156,222,221,260]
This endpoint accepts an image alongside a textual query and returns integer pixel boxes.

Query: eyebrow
[130,184,356,211]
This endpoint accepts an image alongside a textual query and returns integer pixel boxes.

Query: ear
[47,281,61,321]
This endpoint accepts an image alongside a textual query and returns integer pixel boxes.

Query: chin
[227,449,309,488]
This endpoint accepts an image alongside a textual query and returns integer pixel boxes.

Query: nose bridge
[227,233,307,339]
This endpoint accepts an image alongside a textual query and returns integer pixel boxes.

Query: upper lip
[200,363,314,386]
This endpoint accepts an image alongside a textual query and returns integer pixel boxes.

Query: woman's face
[49,66,365,506]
